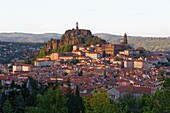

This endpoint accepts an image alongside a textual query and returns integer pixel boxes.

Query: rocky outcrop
[61,29,92,45]
[43,29,106,53]
[44,38,60,53]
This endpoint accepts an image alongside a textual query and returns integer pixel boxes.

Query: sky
[0,0,170,37]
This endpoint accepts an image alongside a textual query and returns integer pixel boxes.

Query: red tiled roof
[116,85,152,94]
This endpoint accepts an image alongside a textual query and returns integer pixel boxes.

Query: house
[73,45,79,51]
[36,57,50,61]
[86,52,102,59]
[34,60,54,67]
[123,50,140,57]
[134,60,147,68]
[158,56,168,63]
[72,50,84,56]
[116,79,130,86]
[59,56,75,61]
[79,46,86,51]
[22,64,32,72]
[107,85,155,100]
[124,60,134,68]
[13,64,31,73]
[50,52,60,60]
[147,57,159,65]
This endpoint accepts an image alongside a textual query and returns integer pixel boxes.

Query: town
[0,41,44,64]
[0,23,170,113]
[1,0,170,112]
[1,24,169,96]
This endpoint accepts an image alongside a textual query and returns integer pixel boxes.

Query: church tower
[76,22,78,32]
[124,33,128,44]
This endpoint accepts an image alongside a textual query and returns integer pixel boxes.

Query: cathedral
[102,33,131,56]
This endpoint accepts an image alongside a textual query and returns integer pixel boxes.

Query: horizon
[0,0,170,37]
[0,31,169,38]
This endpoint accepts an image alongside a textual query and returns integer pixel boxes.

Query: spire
[76,22,78,32]
[124,33,128,44]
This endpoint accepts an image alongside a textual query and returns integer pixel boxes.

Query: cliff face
[61,29,92,45]
[44,38,60,53]
[43,29,106,53]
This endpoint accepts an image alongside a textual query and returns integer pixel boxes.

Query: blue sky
[0,0,170,37]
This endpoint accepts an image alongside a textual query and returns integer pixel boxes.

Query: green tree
[159,71,164,76]
[0,82,3,93]
[71,59,79,65]
[84,89,117,113]
[3,99,13,113]
[12,93,26,113]
[63,72,68,76]
[24,77,40,107]
[11,80,15,89]
[117,93,141,113]
[143,90,170,113]
[26,88,68,113]
[66,78,72,94]
[163,78,170,89]
[66,85,85,113]
[38,48,46,58]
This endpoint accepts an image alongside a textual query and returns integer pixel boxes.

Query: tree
[66,78,72,95]
[117,93,141,113]
[84,89,117,113]
[0,82,3,93]
[63,72,68,76]
[163,78,170,89]
[11,80,15,89]
[38,48,46,58]
[26,88,68,113]
[71,59,79,65]
[159,71,164,76]
[12,93,26,113]
[143,90,170,113]
[66,85,85,113]
[3,99,13,113]
[24,77,40,107]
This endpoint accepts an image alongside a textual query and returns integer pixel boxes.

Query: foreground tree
[84,89,117,113]
[3,99,13,113]
[142,90,170,113]
[66,81,84,113]
[12,93,26,113]
[26,88,68,113]
[163,78,170,89]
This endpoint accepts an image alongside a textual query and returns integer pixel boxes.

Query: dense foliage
[73,36,106,46]
[0,77,170,113]
[38,48,46,58]
[53,45,73,53]
[84,89,117,113]
[26,88,68,113]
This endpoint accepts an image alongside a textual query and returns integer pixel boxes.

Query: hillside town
[0,23,169,113]
[1,0,170,112]
[0,25,169,100]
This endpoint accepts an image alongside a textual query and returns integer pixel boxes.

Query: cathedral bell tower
[124,33,128,44]
[76,22,78,32]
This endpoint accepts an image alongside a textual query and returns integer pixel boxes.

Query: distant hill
[94,33,170,51]
[0,33,62,43]
[0,32,169,51]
